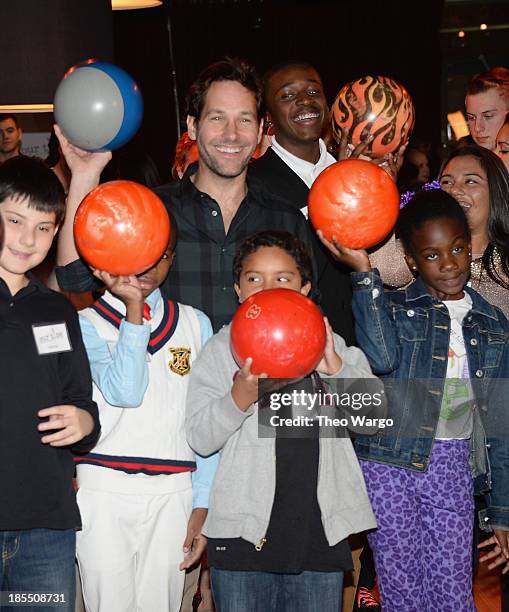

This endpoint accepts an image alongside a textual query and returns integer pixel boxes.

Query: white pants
[76,486,192,612]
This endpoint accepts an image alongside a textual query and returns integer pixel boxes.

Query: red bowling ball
[308,159,399,249]
[74,180,170,276]
[230,289,326,378]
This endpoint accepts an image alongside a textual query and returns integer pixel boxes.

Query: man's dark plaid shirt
[56,178,314,332]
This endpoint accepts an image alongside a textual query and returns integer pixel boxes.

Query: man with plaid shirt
[55,58,313,332]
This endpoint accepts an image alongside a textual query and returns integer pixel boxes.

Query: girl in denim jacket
[319,189,509,612]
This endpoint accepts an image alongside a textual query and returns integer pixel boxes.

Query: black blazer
[249,149,356,346]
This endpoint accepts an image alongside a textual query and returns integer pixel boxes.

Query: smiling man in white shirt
[252,62,335,207]
[249,62,355,345]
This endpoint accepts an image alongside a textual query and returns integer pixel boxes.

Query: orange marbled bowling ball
[308,159,400,249]
[74,180,170,276]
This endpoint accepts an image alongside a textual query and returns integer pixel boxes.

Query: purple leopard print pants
[360,439,475,612]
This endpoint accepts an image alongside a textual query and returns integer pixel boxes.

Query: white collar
[270,137,336,189]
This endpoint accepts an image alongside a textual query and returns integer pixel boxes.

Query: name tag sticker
[32,322,73,355]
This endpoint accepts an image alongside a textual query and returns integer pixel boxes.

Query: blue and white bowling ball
[54,60,143,152]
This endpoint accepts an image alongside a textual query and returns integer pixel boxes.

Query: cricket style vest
[76,291,202,495]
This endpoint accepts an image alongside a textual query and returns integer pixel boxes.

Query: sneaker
[356,586,381,610]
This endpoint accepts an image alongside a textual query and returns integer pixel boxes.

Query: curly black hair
[396,189,470,255]
[233,230,313,286]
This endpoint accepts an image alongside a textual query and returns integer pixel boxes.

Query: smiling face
[265,65,327,154]
[234,246,311,302]
[405,217,471,301]
[465,88,508,151]
[187,80,262,180]
[439,155,489,237]
[495,121,509,172]
[0,196,58,290]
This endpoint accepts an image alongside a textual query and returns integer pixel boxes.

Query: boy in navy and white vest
[75,215,217,612]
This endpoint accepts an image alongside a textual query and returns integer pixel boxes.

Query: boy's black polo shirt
[0,276,100,530]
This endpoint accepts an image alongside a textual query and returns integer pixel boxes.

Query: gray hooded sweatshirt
[186,324,377,549]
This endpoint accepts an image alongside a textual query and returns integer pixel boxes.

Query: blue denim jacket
[351,270,509,531]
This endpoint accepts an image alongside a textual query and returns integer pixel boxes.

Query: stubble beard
[198,140,255,179]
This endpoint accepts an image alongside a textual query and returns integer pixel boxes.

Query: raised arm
[316,232,401,374]
[79,273,149,407]
[54,125,111,267]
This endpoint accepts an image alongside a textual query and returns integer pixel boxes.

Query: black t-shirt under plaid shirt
[56,178,315,332]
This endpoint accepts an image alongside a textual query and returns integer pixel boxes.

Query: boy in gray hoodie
[186,230,377,612]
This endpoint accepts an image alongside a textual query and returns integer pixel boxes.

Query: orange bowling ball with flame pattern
[331,75,415,158]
